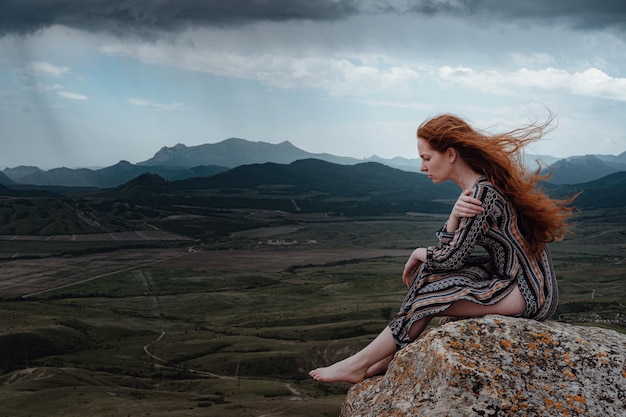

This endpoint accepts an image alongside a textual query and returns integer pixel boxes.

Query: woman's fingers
[453,189,483,218]
[402,261,421,288]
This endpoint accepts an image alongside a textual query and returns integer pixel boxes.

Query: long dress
[389,176,558,349]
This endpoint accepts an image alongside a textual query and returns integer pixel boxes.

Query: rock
[340,315,626,417]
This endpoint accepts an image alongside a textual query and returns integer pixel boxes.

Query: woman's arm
[429,184,499,272]
[402,187,488,288]
[402,189,484,287]
[446,189,484,233]
[402,247,427,288]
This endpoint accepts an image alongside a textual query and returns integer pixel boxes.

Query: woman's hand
[402,248,424,288]
[451,189,483,219]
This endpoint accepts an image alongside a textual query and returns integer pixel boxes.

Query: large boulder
[341,315,626,417]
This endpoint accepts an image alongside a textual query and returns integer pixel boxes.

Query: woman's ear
[446,147,457,163]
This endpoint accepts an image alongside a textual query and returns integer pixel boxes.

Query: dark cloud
[404,0,626,31]
[0,0,360,36]
[1,0,625,37]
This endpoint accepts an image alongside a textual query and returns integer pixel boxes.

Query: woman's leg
[310,286,526,383]
[309,326,397,383]
[364,355,394,379]
[441,285,526,317]
[364,315,434,378]
[310,316,433,383]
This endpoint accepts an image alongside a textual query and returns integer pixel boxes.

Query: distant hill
[138,138,571,174]
[3,161,228,188]
[3,159,626,237]
[175,158,456,197]
[100,172,181,201]
[138,138,361,168]
[544,171,626,210]
[163,159,461,215]
[0,171,15,186]
[99,158,625,217]
[3,137,625,188]
[542,152,626,184]
[2,165,42,182]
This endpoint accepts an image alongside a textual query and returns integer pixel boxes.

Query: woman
[309,113,576,384]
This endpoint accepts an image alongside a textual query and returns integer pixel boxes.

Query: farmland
[1,208,624,416]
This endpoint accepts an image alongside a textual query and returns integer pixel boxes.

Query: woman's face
[417,137,452,184]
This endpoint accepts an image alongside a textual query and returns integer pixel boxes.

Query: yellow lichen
[566,394,586,405]
[500,340,512,350]
[447,340,464,351]
[563,369,576,379]
[531,332,553,344]
[594,351,610,365]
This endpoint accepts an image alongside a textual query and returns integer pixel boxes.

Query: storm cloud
[1,0,625,37]
[1,0,625,169]
[0,0,361,36]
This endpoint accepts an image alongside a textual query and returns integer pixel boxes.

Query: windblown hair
[417,113,578,255]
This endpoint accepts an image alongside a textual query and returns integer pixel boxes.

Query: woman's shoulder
[473,177,506,200]
[473,176,494,192]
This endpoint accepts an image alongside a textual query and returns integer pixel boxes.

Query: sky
[1,0,626,170]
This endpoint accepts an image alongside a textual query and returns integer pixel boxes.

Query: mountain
[2,139,422,187]
[18,167,102,187]
[167,159,461,215]
[3,138,625,188]
[138,138,570,174]
[595,150,626,164]
[543,152,626,184]
[138,138,362,168]
[2,165,42,181]
[366,155,422,172]
[544,171,626,210]
[4,158,626,237]
[147,159,626,215]
[176,158,452,195]
[95,161,227,186]
[101,172,180,201]
[3,161,228,188]
[0,171,15,186]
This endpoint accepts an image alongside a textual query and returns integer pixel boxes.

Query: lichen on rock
[340,315,626,417]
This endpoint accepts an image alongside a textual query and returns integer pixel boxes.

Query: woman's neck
[451,166,483,190]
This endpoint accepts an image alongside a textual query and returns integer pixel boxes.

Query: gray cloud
[404,0,626,31]
[1,0,625,37]
[0,0,361,36]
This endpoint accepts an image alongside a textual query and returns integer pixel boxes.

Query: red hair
[417,113,578,255]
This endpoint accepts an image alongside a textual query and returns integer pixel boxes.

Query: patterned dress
[389,176,558,349]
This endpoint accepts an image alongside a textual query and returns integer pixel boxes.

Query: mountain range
[2,157,626,235]
[2,138,626,188]
[97,158,626,220]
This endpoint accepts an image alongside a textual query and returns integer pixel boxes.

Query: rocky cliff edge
[341,315,626,417]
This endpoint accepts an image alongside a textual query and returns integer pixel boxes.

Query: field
[0,210,625,417]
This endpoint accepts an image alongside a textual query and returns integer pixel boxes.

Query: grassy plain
[0,211,625,416]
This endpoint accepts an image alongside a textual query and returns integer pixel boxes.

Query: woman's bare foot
[310,326,399,383]
[309,357,367,383]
